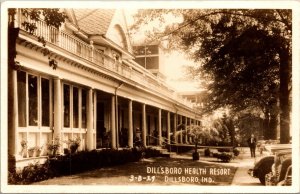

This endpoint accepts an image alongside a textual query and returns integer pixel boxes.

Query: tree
[207,113,235,146]
[131,9,291,143]
[187,124,216,160]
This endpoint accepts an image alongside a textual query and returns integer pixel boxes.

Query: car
[248,155,274,185]
[265,150,291,186]
[248,144,291,185]
[278,165,292,186]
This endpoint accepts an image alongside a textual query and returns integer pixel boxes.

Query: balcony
[17,11,195,110]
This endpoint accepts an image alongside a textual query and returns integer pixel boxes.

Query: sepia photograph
[1,0,300,193]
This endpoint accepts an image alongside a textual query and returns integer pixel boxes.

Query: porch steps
[161,151,176,158]
[151,146,176,158]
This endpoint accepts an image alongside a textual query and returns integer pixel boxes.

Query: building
[133,43,167,81]
[178,90,207,107]
[7,8,201,169]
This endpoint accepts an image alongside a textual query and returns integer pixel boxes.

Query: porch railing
[18,11,195,109]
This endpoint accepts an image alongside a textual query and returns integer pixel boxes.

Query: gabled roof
[72,9,115,35]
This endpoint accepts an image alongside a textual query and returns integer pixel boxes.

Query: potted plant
[192,142,200,161]
[69,137,81,154]
[188,125,219,160]
[20,139,27,158]
[63,148,70,155]
[188,125,205,161]
[47,137,60,158]
[28,147,35,157]
[34,146,42,157]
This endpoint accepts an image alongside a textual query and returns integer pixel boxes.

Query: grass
[33,157,237,186]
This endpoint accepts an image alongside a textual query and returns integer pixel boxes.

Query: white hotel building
[7,9,201,168]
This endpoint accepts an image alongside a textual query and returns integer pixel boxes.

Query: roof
[72,9,115,35]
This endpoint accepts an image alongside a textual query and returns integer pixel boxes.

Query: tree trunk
[269,114,278,140]
[279,49,291,143]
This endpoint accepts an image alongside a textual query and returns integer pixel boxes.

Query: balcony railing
[18,11,195,109]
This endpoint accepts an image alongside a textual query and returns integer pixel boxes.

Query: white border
[1,0,300,193]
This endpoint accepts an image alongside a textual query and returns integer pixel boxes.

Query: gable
[72,9,115,35]
[105,9,132,52]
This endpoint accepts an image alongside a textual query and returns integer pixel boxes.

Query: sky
[162,51,200,92]
[125,9,201,92]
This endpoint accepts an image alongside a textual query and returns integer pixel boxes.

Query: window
[81,89,87,128]
[41,78,50,126]
[17,71,26,127]
[17,71,51,128]
[63,84,70,128]
[63,84,87,129]
[73,87,79,128]
[28,75,38,126]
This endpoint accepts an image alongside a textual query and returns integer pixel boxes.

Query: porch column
[189,117,192,143]
[142,104,147,147]
[93,92,97,149]
[111,96,116,149]
[180,115,183,144]
[53,78,62,149]
[128,100,133,148]
[158,108,162,146]
[167,111,171,144]
[173,113,177,143]
[86,88,94,151]
[8,69,18,156]
[185,117,188,144]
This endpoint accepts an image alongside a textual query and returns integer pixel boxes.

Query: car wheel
[259,173,266,185]
[258,167,272,185]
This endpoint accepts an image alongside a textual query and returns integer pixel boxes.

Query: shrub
[8,161,53,185]
[213,152,233,163]
[21,161,53,183]
[144,148,162,158]
[204,148,211,157]
[8,155,16,173]
[192,152,200,160]
[217,148,231,152]
[233,148,240,156]
[8,147,163,185]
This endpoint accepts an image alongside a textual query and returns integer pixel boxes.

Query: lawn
[33,156,237,186]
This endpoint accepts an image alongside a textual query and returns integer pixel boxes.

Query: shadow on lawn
[66,157,237,185]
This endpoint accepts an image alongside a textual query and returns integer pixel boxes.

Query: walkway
[230,148,263,186]
[173,147,264,186]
